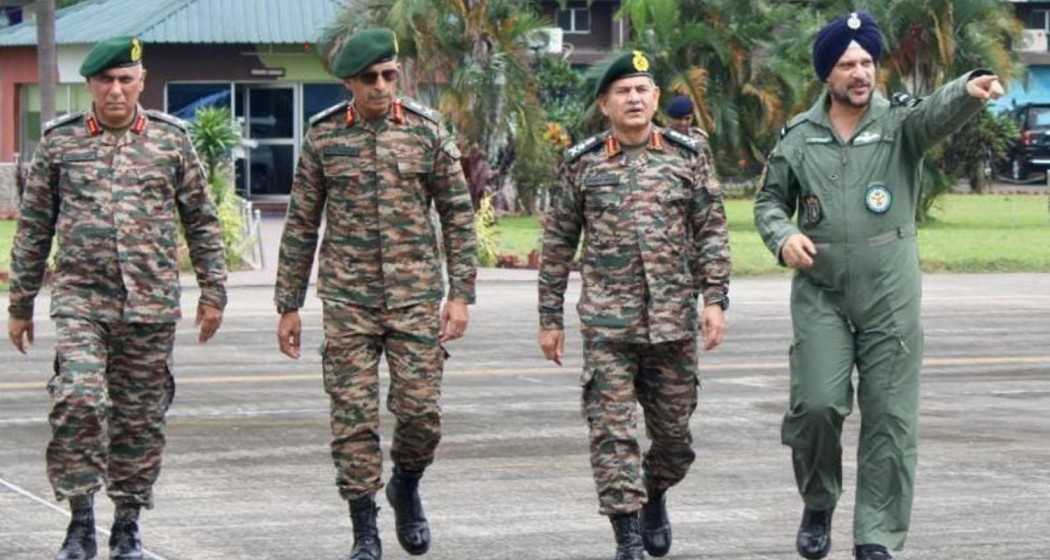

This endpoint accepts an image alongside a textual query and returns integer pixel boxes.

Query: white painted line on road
[0,477,170,560]
[1,355,1048,391]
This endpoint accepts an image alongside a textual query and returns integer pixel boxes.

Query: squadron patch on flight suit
[802,194,823,226]
[865,183,892,214]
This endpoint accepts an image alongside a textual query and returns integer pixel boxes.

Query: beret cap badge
[632,51,650,72]
[130,38,142,62]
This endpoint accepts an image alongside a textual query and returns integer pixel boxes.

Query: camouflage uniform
[8,106,228,507]
[274,98,476,500]
[538,128,730,514]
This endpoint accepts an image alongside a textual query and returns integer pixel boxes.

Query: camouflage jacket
[538,127,731,343]
[274,98,477,312]
[8,106,228,323]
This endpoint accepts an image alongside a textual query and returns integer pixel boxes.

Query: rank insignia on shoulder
[145,110,188,132]
[43,112,83,135]
[310,101,349,126]
[663,128,699,153]
[400,98,441,123]
[891,92,921,108]
[780,114,807,139]
[564,134,603,162]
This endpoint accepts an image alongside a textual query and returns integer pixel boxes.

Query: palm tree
[328,0,552,211]
[869,0,1021,94]
[865,0,1022,217]
[616,0,820,176]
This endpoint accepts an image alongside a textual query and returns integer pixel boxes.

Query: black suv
[1004,103,1050,180]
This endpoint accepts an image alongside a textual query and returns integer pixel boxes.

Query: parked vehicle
[1003,103,1050,181]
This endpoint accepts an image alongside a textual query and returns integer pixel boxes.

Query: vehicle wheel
[1010,157,1026,181]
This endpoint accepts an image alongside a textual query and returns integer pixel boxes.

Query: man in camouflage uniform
[274,27,476,560]
[7,36,227,560]
[537,50,730,560]
[753,12,1004,560]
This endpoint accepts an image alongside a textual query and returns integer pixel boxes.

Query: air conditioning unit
[526,27,564,54]
[1018,29,1048,53]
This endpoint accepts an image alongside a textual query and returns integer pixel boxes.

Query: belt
[809,224,917,247]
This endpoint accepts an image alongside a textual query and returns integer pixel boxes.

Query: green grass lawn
[496,194,1050,274]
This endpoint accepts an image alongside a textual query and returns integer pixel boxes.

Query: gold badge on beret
[130,38,142,62]
[632,50,650,72]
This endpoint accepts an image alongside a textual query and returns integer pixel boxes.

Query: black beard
[829,84,872,109]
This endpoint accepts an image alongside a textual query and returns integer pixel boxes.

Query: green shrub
[475,195,499,267]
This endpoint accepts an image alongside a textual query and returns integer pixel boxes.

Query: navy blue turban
[812,11,883,82]
[666,95,694,118]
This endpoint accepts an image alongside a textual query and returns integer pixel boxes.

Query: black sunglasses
[358,69,400,85]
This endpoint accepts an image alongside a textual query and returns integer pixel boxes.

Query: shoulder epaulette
[663,128,699,154]
[779,113,808,139]
[309,101,349,126]
[564,134,604,162]
[891,92,921,108]
[144,109,189,132]
[400,98,441,124]
[42,112,83,135]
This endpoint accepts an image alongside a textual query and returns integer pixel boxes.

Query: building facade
[0,0,627,205]
[0,0,344,202]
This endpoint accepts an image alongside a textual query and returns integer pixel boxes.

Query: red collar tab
[650,130,665,151]
[604,136,621,158]
[391,99,405,125]
[130,113,148,135]
[346,104,356,127]
[85,115,102,136]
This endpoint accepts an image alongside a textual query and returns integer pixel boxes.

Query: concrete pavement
[2,272,1050,559]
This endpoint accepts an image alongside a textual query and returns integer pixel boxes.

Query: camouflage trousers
[47,317,176,508]
[582,337,699,515]
[322,301,444,501]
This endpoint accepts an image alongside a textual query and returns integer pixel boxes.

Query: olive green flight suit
[754,71,987,550]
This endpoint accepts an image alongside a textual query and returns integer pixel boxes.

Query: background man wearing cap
[753,11,1004,560]
[538,50,730,560]
[7,35,227,560]
[664,94,707,140]
[274,27,476,560]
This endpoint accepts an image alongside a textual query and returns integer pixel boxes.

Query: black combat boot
[640,488,671,557]
[609,512,644,560]
[796,507,833,559]
[854,544,893,560]
[385,466,430,555]
[56,496,97,560]
[109,505,142,560]
[348,494,382,560]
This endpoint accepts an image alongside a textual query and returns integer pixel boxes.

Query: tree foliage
[186,107,246,267]
[343,0,552,211]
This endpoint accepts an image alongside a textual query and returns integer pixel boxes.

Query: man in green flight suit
[753,11,1004,560]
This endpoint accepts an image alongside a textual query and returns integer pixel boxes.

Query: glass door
[241,84,297,197]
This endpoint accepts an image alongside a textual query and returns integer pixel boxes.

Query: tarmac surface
[2,270,1049,560]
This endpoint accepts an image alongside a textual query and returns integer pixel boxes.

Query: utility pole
[36,0,56,123]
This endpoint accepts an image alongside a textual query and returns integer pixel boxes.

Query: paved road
[2,273,1049,560]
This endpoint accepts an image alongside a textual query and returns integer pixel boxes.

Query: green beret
[79,36,143,78]
[330,28,399,79]
[596,50,653,98]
